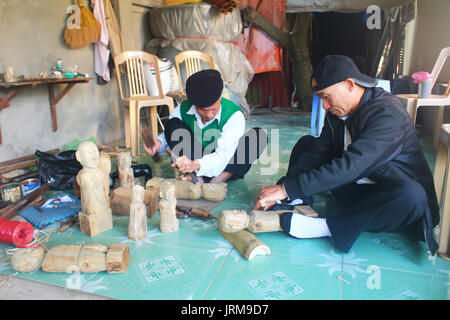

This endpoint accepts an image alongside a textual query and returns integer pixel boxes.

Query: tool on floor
[58,214,79,233]
[176,205,216,221]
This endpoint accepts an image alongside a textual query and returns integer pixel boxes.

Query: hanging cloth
[237,0,286,74]
[92,0,111,81]
[103,0,125,57]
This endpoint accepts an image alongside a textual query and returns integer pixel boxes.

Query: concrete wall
[404,0,450,83]
[0,0,124,162]
[403,0,450,133]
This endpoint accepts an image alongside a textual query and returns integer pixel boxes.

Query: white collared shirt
[156,102,246,177]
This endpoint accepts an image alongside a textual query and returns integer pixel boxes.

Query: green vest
[180,98,243,150]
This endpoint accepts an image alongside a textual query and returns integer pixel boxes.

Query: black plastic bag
[36,150,82,190]
[110,164,152,187]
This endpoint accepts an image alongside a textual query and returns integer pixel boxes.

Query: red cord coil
[0,218,34,248]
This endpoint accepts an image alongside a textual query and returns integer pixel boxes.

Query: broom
[64,0,101,49]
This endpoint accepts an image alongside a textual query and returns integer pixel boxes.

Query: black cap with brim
[312,55,378,91]
[186,69,224,107]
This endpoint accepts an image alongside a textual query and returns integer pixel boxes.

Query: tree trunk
[243,7,313,111]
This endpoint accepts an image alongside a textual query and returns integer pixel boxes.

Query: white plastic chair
[174,50,215,98]
[396,47,450,150]
[114,51,174,157]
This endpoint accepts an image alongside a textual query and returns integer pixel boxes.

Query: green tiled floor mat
[1,111,449,300]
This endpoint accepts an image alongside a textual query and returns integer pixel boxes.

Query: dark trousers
[164,118,267,179]
[286,135,426,253]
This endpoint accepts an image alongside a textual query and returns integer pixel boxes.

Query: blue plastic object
[310,93,325,137]
[18,194,80,228]
[310,79,391,137]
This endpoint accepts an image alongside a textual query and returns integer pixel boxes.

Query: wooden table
[0,77,93,144]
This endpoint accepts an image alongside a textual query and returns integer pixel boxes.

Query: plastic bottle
[56,58,63,72]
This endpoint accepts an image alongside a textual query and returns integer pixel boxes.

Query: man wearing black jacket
[254,55,440,255]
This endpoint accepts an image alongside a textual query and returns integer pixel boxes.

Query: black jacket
[282,88,440,250]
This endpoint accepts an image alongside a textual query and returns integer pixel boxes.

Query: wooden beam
[286,0,412,13]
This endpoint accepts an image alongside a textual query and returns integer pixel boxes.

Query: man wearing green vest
[144,69,266,184]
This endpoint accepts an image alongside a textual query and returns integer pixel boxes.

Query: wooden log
[41,245,82,273]
[11,247,46,273]
[145,177,204,200]
[218,210,249,233]
[16,244,130,274]
[201,183,227,202]
[110,187,158,218]
[220,230,271,261]
[106,244,130,274]
[247,210,283,233]
[77,244,107,273]
[218,209,310,234]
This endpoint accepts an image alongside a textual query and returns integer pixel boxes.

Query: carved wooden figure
[128,185,147,240]
[218,210,287,233]
[146,177,226,201]
[159,180,179,233]
[201,183,227,202]
[99,151,111,207]
[117,152,135,189]
[28,244,129,274]
[76,141,113,237]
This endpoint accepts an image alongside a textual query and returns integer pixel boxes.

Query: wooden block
[77,244,107,273]
[247,210,283,233]
[110,187,158,218]
[106,244,130,274]
[218,210,249,233]
[294,205,319,218]
[42,245,82,273]
[201,183,227,202]
[11,247,45,273]
[220,230,271,261]
[146,177,202,200]
[79,210,113,237]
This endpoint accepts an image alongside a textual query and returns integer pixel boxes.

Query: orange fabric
[238,0,286,74]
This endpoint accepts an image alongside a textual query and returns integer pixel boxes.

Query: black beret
[186,69,224,107]
[312,55,377,91]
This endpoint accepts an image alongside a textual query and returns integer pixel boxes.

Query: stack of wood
[204,0,237,14]
[0,149,59,184]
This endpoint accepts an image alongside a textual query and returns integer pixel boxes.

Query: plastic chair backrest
[310,79,392,136]
[174,50,215,95]
[430,47,450,89]
[114,51,164,100]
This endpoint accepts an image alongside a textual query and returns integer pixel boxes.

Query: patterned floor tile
[203,252,342,300]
